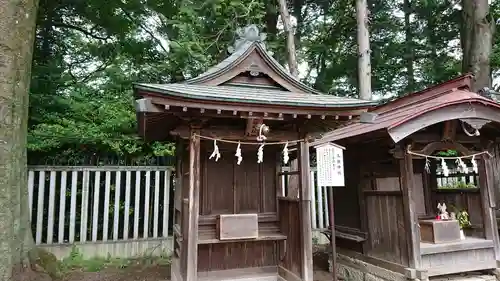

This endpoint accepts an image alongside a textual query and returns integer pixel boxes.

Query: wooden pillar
[186,129,201,281]
[298,140,313,281]
[328,188,337,281]
[172,140,184,281]
[399,147,421,269]
[358,171,370,254]
[478,158,500,261]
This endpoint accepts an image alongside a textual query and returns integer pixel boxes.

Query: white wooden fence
[279,169,330,230]
[28,166,175,258]
[28,166,330,258]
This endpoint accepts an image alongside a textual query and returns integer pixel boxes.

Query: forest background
[28,0,500,165]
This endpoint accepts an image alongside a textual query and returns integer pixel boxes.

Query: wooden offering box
[419,219,461,244]
[216,214,258,240]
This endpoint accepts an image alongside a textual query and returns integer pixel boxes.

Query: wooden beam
[245,118,263,136]
[298,140,313,281]
[186,128,201,281]
[411,141,477,157]
[478,158,500,260]
[441,120,457,141]
[358,170,370,254]
[399,145,421,268]
[337,248,410,277]
[147,95,368,117]
[140,100,349,121]
[171,126,299,141]
[135,98,163,113]
[174,139,184,211]
[409,133,480,144]
[388,103,500,143]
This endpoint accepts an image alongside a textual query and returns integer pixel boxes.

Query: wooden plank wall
[198,145,277,216]
[357,153,414,266]
[278,198,302,277]
[365,193,408,265]
[333,149,361,229]
[197,241,278,271]
[194,144,280,271]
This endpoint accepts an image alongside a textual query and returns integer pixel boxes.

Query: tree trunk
[278,0,299,78]
[292,0,304,52]
[404,0,415,92]
[265,0,279,39]
[0,0,39,279]
[277,0,301,198]
[356,0,372,100]
[461,0,494,91]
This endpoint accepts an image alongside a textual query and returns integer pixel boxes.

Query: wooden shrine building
[132,25,376,281]
[312,74,500,280]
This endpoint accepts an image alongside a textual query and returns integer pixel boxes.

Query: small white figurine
[450,212,456,220]
[437,203,450,220]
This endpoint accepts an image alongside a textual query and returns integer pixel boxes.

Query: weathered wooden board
[217,214,258,240]
[197,241,278,272]
[278,198,302,278]
[197,145,278,216]
[365,193,408,266]
[419,219,461,244]
[420,237,494,255]
[421,246,496,276]
[197,266,279,281]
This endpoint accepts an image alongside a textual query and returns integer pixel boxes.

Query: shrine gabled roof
[311,74,500,145]
[134,83,376,108]
[133,25,377,110]
[184,35,320,95]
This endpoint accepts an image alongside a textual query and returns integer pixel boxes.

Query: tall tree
[278,0,299,77]
[356,0,372,100]
[0,0,39,279]
[277,0,301,198]
[461,0,495,91]
[404,0,415,92]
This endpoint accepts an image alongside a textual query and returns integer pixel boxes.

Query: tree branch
[53,22,111,40]
[65,58,113,87]
[119,8,169,54]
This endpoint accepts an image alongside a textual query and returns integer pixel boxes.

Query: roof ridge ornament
[228,24,267,54]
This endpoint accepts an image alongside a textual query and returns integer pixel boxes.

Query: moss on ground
[60,246,171,273]
[28,247,63,280]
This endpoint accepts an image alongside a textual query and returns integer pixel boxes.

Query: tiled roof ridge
[373,74,474,115]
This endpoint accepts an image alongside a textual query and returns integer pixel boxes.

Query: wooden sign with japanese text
[315,143,345,187]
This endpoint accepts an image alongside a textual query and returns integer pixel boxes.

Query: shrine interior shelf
[198,226,287,244]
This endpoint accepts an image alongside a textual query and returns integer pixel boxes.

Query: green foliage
[61,245,171,272]
[29,0,500,163]
[312,236,319,245]
[435,150,458,157]
[29,247,63,280]
[457,210,471,229]
[438,181,477,189]
[451,206,472,229]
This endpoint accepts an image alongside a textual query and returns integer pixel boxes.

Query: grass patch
[61,245,171,273]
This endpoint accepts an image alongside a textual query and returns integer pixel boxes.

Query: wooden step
[198,267,279,281]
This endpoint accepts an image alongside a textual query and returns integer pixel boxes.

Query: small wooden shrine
[313,74,500,279]
[133,25,375,281]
